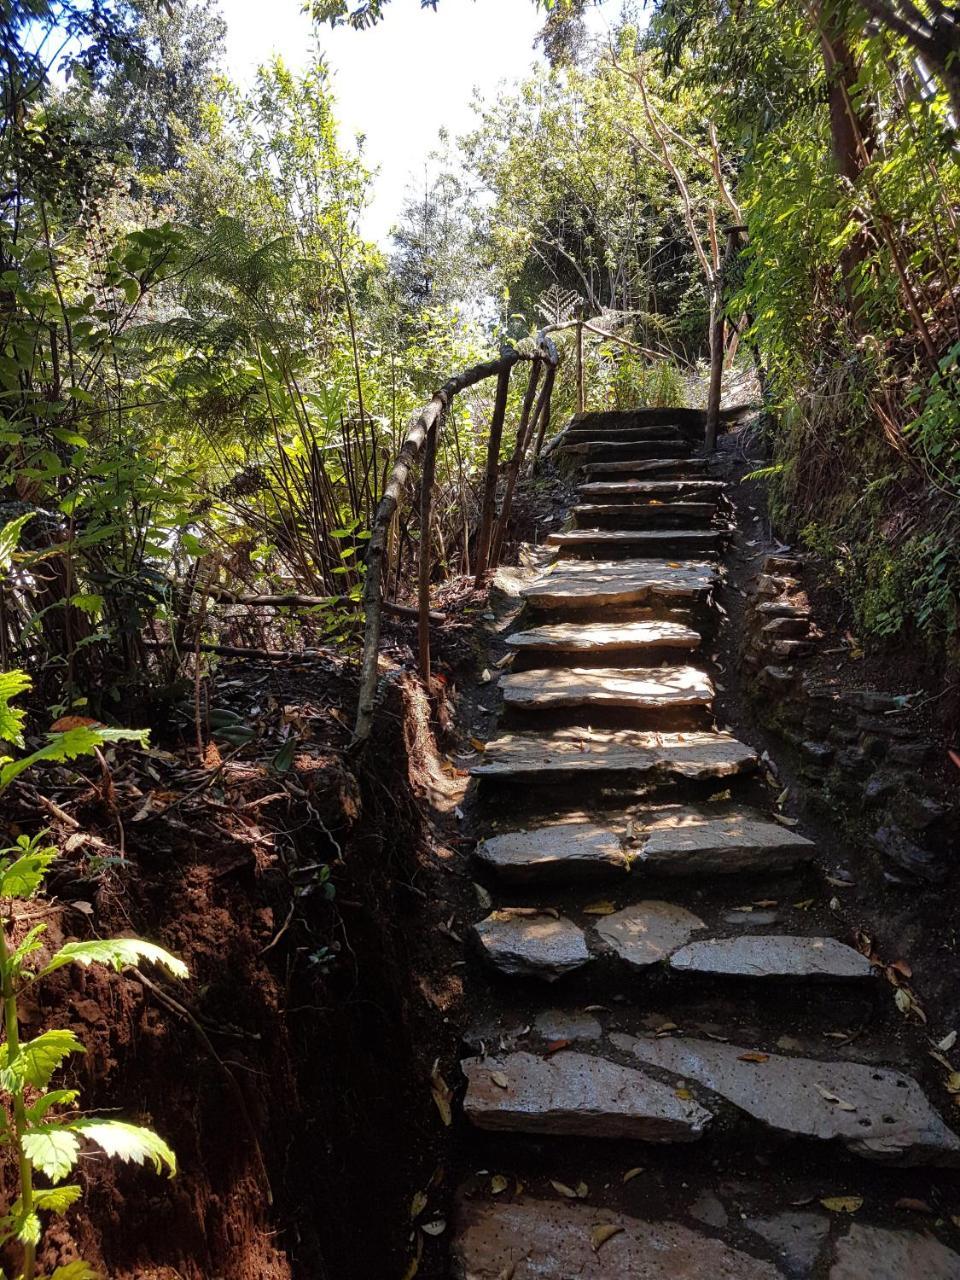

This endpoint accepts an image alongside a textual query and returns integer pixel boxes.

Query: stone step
[500,664,714,713]
[506,618,701,658]
[631,804,816,875]
[585,457,712,480]
[612,1033,960,1165]
[547,528,725,557]
[471,727,757,783]
[560,439,694,461]
[474,820,630,883]
[563,425,685,444]
[452,1199,960,1280]
[520,558,717,611]
[452,1199,781,1280]
[461,1048,712,1140]
[573,500,718,527]
[579,477,726,501]
[474,903,873,985]
[668,935,875,982]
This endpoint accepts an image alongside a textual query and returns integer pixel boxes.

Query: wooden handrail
[352,340,559,744]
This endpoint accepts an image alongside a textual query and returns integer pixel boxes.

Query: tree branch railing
[352,334,560,745]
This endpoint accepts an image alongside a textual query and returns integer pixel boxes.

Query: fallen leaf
[470,737,487,752]
[71,900,94,916]
[623,1167,643,1183]
[738,1052,769,1064]
[474,883,493,910]
[410,1191,428,1220]
[591,1224,625,1252]
[550,1180,580,1199]
[753,899,778,908]
[490,1174,509,1195]
[820,1197,863,1214]
[895,1197,933,1214]
[430,1062,453,1127]
[675,1087,692,1100]
[490,1071,509,1090]
[583,900,616,915]
[545,1039,571,1054]
[773,813,799,827]
[479,668,492,683]
[946,1072,960,1094]
[793,898,815,909]
[938,1031,958,1052]
[890,958,913,979]
[401,1232,424,1280]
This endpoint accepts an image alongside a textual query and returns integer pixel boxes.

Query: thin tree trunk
[474,362,512,586]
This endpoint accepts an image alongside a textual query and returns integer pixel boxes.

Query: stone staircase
[450,411,960,1278]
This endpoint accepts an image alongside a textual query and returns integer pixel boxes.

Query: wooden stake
[418,419,438,681]
[473,361,512,586]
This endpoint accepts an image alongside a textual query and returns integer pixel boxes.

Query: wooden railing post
[705,225,745,453]
[490,357,542,567]
[529,363,557,465]
[576,320,585,414]
[417,418,438,681]
[473,360,512,586]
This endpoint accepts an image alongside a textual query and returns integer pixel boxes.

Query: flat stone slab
[471,728,757,783]
[462,1049,711,1140]
[747,1212,830,1279]
[474,911,592,981]
[585,457,711,478]
[595,900,706,969]
[830,1224,960,1279]
[560,439,693,460]
[501,665,714,712]
[475,821,628,882]
[520,558,716,611]
[534,1009,602,1042]
[633,805,815,875]
[574,500,717,524]
[669,935,875,981]
[563,426,684,443]
[612,1034,960,1165]
[452,1199,781,1280]
[547,528,723,556]
[579,478,726,500]
[506,619,701,656]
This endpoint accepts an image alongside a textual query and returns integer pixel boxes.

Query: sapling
[0,671,188,1280]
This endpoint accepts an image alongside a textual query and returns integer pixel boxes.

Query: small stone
[474,912,592,981]
[689,1191,729,1228]
[830,1223,960,1279]
[761,616,810,639]
[889,741,932,767]
[762,555,801,574]
[475,821,628,883]
[768,638,813,659]
[859,734,888,762]
[724,908,780,926]
[462,1050,712,1141]
[747,1212,830,1279]
[835,747,872,778]
[801,740,834,765]
[895,793,950,831]
[594,901,707,969]
[534,1009,602,1042]
[452,1200,781,1280]
[668,935,874,982]
[863,771,903,804]
[855,714,916,740]
[759,665,796,691]
[873,825,946,884]
[756,601,812,620]
[844,690,902,714]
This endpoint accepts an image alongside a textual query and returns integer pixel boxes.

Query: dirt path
[446,412,960,1278]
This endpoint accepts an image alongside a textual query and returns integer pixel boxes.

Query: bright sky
[221,0,617,244]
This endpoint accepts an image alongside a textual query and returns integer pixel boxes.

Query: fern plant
[0,673,188,1280]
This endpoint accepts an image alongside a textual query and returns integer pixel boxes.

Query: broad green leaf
[0,669,31,747]
[33,1184,82,1215]
[0,726,149,793]
[26,1089,80,1123]
[10,923,49,977]
[0,1030,85,1091]
[0,845,58,898]
[15,1209,41,1246]
[0,513,33,573]
[40,937,188,980]
[50,1262,99,1280]
[69,1119,177,1177]
[22,1126,80,1182]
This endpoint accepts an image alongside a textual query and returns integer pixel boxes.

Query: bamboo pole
[473,360,513,587]
[418,419,438,680]
[529,363,557,465]
[490,358,542,567]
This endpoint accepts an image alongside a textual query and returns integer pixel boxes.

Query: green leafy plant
[0,674,186,1280]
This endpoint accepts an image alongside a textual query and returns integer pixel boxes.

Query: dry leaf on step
[410,1190,428,1220]
[591,1224,625,1252]
[550,1180,580,1199]
[430,1061,453,1127]
[490,1174,509,1195]
[937,1030,957,1052]
[490,1071,509,1089]
[623,1167,643,1183]
[738,1052,769,1064]
[820,1196,863,1213]
[583,900,616,915]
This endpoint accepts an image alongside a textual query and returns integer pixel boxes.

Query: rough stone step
[452,1199,781,1280]
[520,557,717,611]
[547,527,725,557]
[506,618,702,657]
[573,500,718,527]
[563,425,685,443]
[594,900,707,969]
[474,820,630,882]
[461,1049,712,1140]
[612,1033,960,1165]
[475,910,592,981]
[584,457,711,479]
[471,727,757,783]
[560,439,694,461]
[668,935,875,981]
[632,804,816,875]
[500,664,714,713]
[579,477,726,501]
